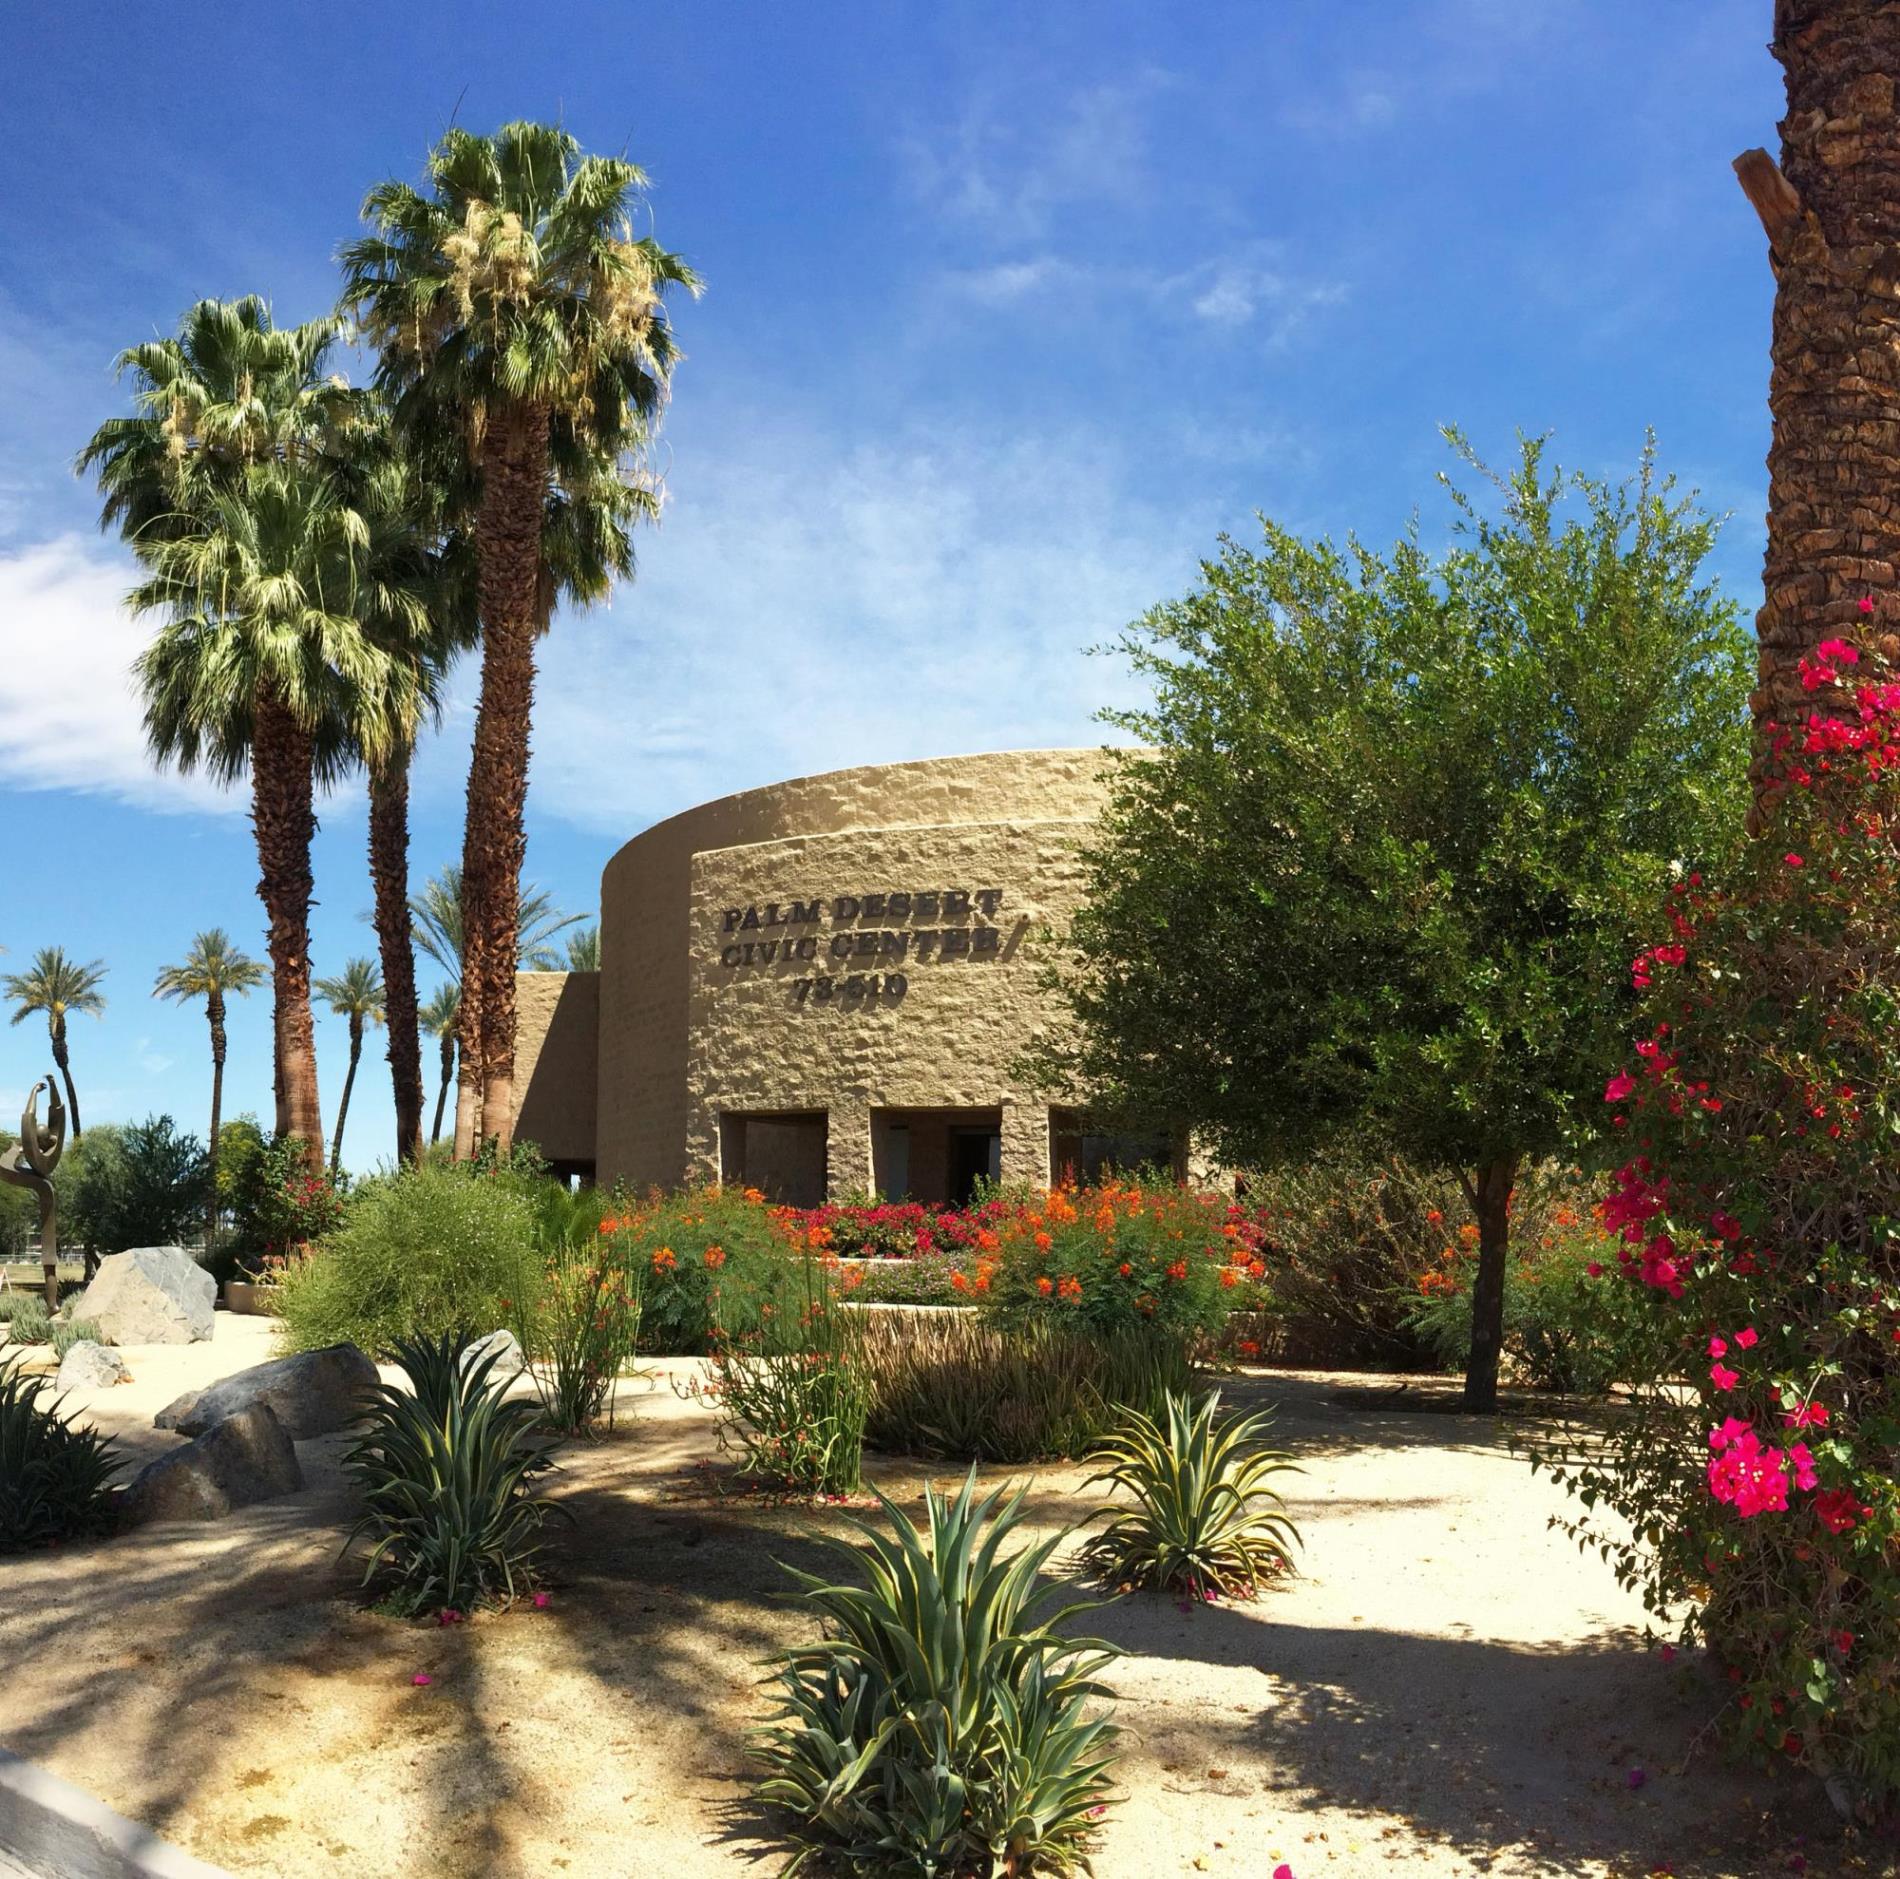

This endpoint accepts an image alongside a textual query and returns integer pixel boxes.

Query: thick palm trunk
[1462,1154,1519,1412]
[432,1031,455,1146]
[460,400,551,1156]
[331,1016,363,1176]
[1738,3,1900,828]
[251,684,325,1171]
[206,991,226,1250]
[49,1016,81,1139]
[369,746,425,1164]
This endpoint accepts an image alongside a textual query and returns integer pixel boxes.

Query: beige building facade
[514,748,1166,1205]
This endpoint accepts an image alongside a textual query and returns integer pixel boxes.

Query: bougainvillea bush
[1536,624,1900,1812]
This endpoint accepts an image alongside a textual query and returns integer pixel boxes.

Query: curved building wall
[592,748,1117,1200]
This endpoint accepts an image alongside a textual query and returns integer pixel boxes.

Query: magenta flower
[532,1591,551,1610]
[1710,1362,1740,1392]
[1626,1765,1646,1789]
[1859,595,1876,614]
[411,1673,433,1687]
[1604,1070,1637,1103]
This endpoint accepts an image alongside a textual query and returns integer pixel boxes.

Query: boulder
[459,1328,527,1384]
[55,1340,130,1391]
[67,1247,214,1346]
[156,1343,379,1441]
[122,1404,304,1525]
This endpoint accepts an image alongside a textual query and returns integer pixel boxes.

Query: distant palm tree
[315,957,386,1176]
[343,120,696,1154]
[408,865,583,986]
[418,982,460,1146]
[565,926,600,972]
[3,949,107,1137]
[154,930,266,1244]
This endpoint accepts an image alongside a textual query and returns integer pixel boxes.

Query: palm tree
[418,982,461,1146]
[154,930,265,1243]
[81,298,384,1171]
[565,926,600,972]
[1734,9,1900,828]
[2,949,106,1137]
[408,864,583,984]
[342,120,697,1155]
[315,957,386,1175]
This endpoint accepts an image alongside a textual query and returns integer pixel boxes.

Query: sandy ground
[0,1317,1882,1879]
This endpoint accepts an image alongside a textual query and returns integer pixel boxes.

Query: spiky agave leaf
[751,1468,1120,1876]
[1079,1388,1301,1599]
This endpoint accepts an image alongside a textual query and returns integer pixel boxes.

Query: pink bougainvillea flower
[1734,1327,1757,1350]
[1708,1335,1728,1358]
[1604,1070,1637,1103]
[1813,1487,1869,1533]
[1586,1261,1604,1278]
[1710,1362,1740,1392]
[1626,1765,1647,1789]
[1274,1866,1294,1879]
[437,1608,464,1626]
[532,1591,551,1610]
[1859,594,1876,614]
[1784,852,1805,867]
[411,1673,433,1687]
[1783,1401,1829,1430]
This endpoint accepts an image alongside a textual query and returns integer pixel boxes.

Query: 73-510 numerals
[791,972,908,1007]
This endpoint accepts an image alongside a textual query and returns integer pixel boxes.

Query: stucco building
[513,748,1166,1205]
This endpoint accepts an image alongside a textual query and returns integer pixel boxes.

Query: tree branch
[1734,147,1806,254]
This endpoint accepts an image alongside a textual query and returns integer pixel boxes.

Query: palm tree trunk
[1738,3,1900,829]
[461,399,551,1156]
[432,1031,455,1146]
[206,990,226,1250]
[251,682,325,1170]
[49,1014,81,1139]
[331,1015,363,1176]
[369,745,425,1164]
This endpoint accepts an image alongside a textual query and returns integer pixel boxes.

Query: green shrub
[276,1163,536,1356]
[603,1185,794,1352]
[1,1299,51,1346]
[754,1470,1119,1877]
[225,1132,345,1274]
[511,1231,641,1436]
[859,1313,1195,1464]
[49,1320,107,1361]
[971,1180,1246,1348]
[0,1356,121,1551]
[342,1333,556,1615]
[65,1115,209,1261]
[695,1260,870,1495]
[1081,1389,1299,1599]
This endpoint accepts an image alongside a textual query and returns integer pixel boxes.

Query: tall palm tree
[2,949,106,1138]
[564,926,600,972]
[130,464,397,1171]
[315,957,386,1175]
[1734,5,1900,828]
[154,930,265,1243]
[408,864,583,984]
[81,298,382,1171]
[342,120,697,1155]
[418,982,461,1146]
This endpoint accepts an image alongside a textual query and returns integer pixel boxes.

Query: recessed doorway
[718,1111,828,1207]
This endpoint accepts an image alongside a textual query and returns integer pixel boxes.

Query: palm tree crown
[315,957,387,1027]
[408,865,584,983]
[155,930,266,1005]
[4,948,107,1139]
[565,926,600,972]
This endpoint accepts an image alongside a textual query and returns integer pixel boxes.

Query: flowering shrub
[780,1196,1015,1261]
[1537,620,1900,1810]
[963,1179,1256,1346]
[511,1234,641,1435]
[226,1132,345,1275]
[601,1185,793,1352]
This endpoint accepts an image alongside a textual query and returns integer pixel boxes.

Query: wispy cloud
[0,536,241,815]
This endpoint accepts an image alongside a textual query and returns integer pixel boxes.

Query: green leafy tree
[1040,435,1752,1409]
[342,119,697,1155]
[2,948,106,1138]
[315,957,386,1176]
[154,929,266,1246]
[66,1116,209,1263]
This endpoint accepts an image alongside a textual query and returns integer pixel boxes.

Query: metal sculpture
[0,1075,65,1309]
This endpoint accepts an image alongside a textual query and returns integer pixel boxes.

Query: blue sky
[0,0,1777,1172]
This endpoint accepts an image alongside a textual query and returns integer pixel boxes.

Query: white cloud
[438,416,1231,838]
[0,536,241,814]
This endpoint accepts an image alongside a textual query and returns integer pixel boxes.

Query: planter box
[222,1281,279,1317]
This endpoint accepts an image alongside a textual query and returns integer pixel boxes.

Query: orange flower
[976,1228,1000,1253]
[1118,1262,1133,1278]
[1057,1275,1083,1301]
[952,1271,971,1293]
[1220,1268,1239,1289]
[1426,1209,1443,1225]
[1036,1275,1054,1297]
[703,1246,726,1270]
[1033,1230,1053,1252]
[652,1246,678,1272]
[1165,1259,1188,1283]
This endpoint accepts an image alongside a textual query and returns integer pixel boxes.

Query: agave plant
[342,1333,557,1615]
[0,1356,121,1552]
[1080,1389,1300,1599]
[753,1470,1120,1877]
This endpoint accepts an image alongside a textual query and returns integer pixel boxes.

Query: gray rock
[155,1342,379,1441]
[66,1247,214,1346]
[55,1340,130,1391]
[459,1328,527,1384]
[122,1404,304,1525]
